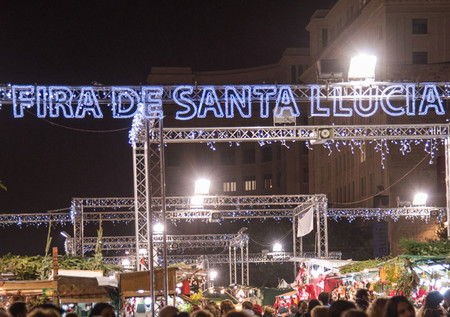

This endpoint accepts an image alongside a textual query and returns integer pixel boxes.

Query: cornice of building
[383,0,450,4]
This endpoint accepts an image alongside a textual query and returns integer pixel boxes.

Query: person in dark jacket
[355,289,370,312]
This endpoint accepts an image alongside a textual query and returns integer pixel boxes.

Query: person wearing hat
[253,305,263,317]
[277,306,289,317]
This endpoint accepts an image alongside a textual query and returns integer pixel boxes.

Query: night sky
[0,0,334,256]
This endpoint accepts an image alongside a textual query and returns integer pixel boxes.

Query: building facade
[147,0,450,257]
[302,0,450,255]
[147,49,312,198]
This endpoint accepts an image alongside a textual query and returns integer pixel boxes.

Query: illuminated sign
[6,83,448,120]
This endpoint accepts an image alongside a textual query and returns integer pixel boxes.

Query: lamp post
[412,193,428,206]
[209,270,217,288]
[273,242,283,252]
[348,54,377,81]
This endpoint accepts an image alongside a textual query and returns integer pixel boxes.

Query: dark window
[262,146,272,162]
[412,19,427,34]
[167,150,180,167]
[361,176,367,196]
[302,143,309,154]
[263,174,273,189]
[303,167,309,183]
[369,173,374,195]
[412,51,428,64]
[242,148,255,164]
[322,29,328,47]
[352,182,355,200]
[291,65,297,83]
[276,144,281,160]
[196,150,213,166]
[244,177,256,191]
[221,149,235,165]
[277,172,282,188]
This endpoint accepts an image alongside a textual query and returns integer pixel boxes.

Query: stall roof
[289,257,354,268]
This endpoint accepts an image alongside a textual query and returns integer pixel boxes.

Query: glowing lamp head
[348,54,377,81]
[153,222,164,233]
[121,259,131,266]
[210,270,218,280]
[195,178,210,195]
[413,193,428,206]
[273,242,283,252]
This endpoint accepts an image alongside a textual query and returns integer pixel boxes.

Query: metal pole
[159,118,169,304]
[206,257,210,289]
[246,240,249,286]
[80,205,85,256]
[233,246,237,285]
[316,205,320,257]
[146,120,155,317]
[132,147,140,268]
[323,203,329,257]
[229,247,232,285]
[445,136,450,240]
[240,245,244,285]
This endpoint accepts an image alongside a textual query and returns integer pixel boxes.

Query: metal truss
[1,206,444,224]
[147,124,450,143]
[2,205,445,230]
[76,234,247,253]
[70,200,83,256]
[2,82,447,105]
[103,251,343,266]
[73,195,326,209]
[0,213,72,225]
[132,141,151,271]
[328,207,448,221]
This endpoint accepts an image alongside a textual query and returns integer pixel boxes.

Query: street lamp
[348,54,377,81]
[413,192,428,206]
[209,270,218,288]
[273,242,283,252]
[60,231,71,238]
[192,178,210,208]
[210,270,218,280]
[153,222,164,233]
[195,178,210,195]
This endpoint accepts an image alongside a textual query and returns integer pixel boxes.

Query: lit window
[244,177,256,191]
[223,181,237,193]
[263,174,272,189]
[360,144,366,163]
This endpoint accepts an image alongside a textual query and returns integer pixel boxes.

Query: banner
[297,206,314,237]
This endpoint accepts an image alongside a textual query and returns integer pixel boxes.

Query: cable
[24,108,130,133]
[328,153,431,206]
[250,228,293,247]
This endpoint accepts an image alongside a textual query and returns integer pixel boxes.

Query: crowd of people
[157,289,450,317]
[0,302,115,317]
[0,289,449,317]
